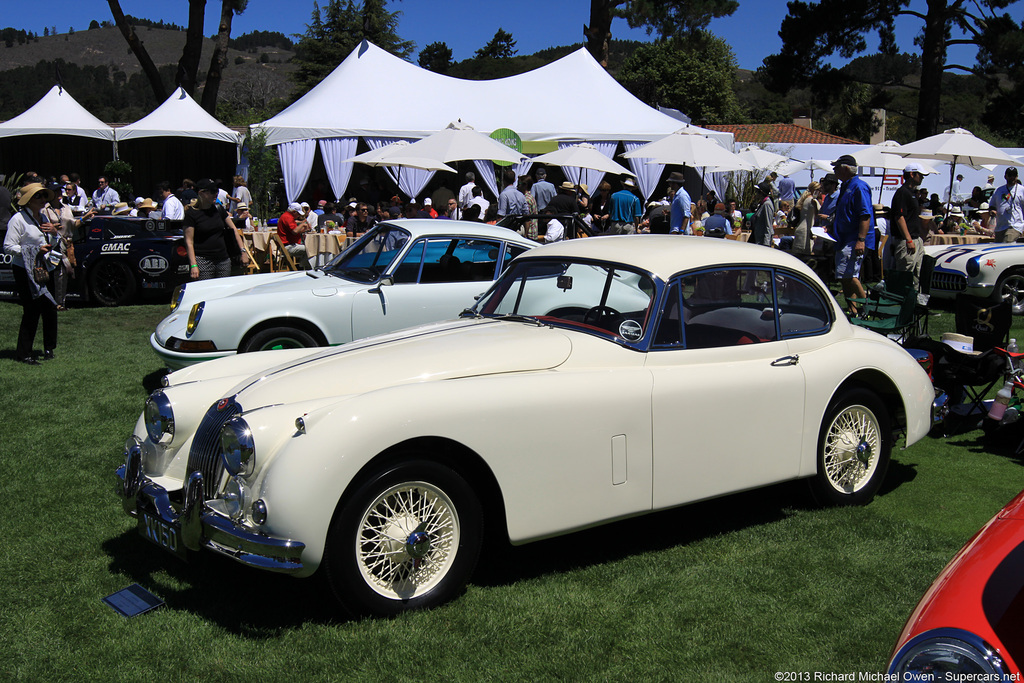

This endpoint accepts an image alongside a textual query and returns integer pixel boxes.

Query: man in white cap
[300,201,318,231]
[606,177,643,234]
[277,202,310,268]
[890,162,928,285]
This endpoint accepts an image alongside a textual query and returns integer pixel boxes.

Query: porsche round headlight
[966,256,981,278]
[888,628,1008,679]
[185,301,205,338]
[169,284,186,313]
[144,391,174,445]
[220,416,255,478]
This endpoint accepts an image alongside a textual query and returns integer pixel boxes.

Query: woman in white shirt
[3,183,60,364]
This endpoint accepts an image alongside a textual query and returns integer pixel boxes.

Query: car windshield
[474,258,657,343]
[322,224,410,283]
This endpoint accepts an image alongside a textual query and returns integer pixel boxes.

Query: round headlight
[169,284,186,313]
[889,628,1008,679]
[966,256,981,278]
[144,391,174,445]
[220,416,255,478]
[185,301,205,338]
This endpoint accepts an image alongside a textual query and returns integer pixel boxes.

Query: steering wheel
[583,305,621,327]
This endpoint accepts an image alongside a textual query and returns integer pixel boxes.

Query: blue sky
[16,0,978,72]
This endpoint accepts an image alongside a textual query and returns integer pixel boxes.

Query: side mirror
[368,275,394,295]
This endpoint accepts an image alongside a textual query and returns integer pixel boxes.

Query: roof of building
[703,123,862,145]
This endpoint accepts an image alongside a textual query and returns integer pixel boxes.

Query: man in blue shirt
[607,177,643,234]
[497,168,528,219]
[831,155,875,314]
[92,176,120,210]
[666,172,692,234]
[532,167,556,211]
[778,174,796,204]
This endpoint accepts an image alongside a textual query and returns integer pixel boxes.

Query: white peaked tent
[117,87,241,148]
[0,85,115,142]
[255,40,732,201]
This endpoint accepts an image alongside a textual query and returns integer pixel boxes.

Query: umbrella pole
[945,156,958,217]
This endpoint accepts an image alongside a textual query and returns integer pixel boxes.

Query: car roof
[520,235,821,282]
[381,219,536,247]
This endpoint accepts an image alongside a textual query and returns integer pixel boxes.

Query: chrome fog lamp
[889,629,1007,679]
[144,391,174,445]
[185,301,205,337]
[170,284,186,313]
[251,499,268,525]
[220,416,256,478]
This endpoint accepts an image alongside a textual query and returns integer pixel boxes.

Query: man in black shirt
[317,202,346,232]
[546,181,579,216]
[890,163,927,286]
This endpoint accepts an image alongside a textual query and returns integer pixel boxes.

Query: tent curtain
[278,139,316,203]
[366,137,435,201]
[473,160,498,200]
[318,137,358,202]
[707,172,729,205]
[623,141,664,201]
[559,140,617,196]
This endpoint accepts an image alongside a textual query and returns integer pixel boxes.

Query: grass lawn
[1,298,1023,682]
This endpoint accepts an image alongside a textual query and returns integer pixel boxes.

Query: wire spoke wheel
[823,404,882,494]
[811,388,891,506]
[355,481,460,600]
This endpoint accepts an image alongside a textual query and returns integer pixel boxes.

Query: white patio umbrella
[735,145,789,171]
[895,128,1020,212]
[401,120,526,165]
[621,130,753,172]
[528,143,635,176]
[342,140,456,201]
[775,158,834,180]
[342,140,457,173]
[851,141,940,200]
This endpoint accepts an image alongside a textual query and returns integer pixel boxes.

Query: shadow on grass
[142,368,169,393]
[101,480,816,633]
[102,531,344,633]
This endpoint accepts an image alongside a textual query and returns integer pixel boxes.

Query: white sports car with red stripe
[927,243,1024,314]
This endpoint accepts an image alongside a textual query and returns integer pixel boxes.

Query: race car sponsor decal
[101,242,132,253]
[139,254,169,275]
[985,258,997,268]
[0,253,13,265]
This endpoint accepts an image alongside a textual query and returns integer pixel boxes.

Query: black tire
[239,326,319,353]
[323,460,483,618]
[995,268,1024,315]
[88,259,137,307]
[809,388,892,506]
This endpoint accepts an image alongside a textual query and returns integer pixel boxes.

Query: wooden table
[243,231,354,272]
[927,233,993,246]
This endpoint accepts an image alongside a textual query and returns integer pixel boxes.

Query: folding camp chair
[850,289,918,343]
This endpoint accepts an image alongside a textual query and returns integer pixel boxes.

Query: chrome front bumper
[116,444,305,573]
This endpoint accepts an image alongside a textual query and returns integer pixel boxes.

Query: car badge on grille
[216,398,232,411]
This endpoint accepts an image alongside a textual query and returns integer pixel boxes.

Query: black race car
[1,215,190,306]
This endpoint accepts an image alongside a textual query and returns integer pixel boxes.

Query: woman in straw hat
[42,189,93,310]
[2,183,61,364]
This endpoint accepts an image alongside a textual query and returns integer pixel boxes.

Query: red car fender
[890,490,1024,674]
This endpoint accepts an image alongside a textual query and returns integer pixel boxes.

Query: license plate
[137,510,187,561]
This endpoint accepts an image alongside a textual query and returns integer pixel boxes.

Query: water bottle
[987,381,1014,421]
[1009,338,1019,374]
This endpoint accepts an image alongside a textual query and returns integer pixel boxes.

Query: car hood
[220,270,362,298]
[227,318,573,409]
[932,243,1022,271]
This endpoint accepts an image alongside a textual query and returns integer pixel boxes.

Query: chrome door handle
[771,355,799,367]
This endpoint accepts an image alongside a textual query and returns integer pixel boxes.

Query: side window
[419,238,501,283]
[653,282,683,347]
[502,244,530,273]
[681,268,778,349]
[391,240,424,283]
[776,271,831,337]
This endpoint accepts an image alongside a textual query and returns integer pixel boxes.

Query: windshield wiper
[496,314,547,326]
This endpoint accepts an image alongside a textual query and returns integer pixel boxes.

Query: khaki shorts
[996,228,1022,243]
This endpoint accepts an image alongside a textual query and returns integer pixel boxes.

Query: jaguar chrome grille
[186,398,241,499]
[930,271,967,292]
